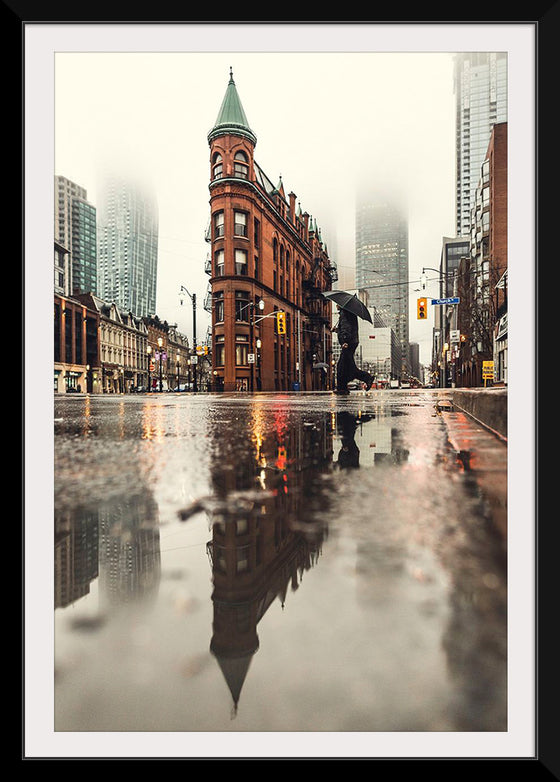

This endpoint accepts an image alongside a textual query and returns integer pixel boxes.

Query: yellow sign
[482,360,494,379]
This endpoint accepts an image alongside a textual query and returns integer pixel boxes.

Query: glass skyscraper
[96,173,159,318]
[355,193,409,373]
[453,52,507,237]
[54,175,97,297]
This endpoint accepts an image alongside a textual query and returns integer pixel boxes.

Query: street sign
[450,329,460,343]
[431,297,460,305]
[248,353,255,363]
[482,360,494,379]
[191,355,198,365]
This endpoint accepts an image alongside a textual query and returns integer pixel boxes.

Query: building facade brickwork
[207,71,337,392]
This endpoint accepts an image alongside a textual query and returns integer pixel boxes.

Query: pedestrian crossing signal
[417,297,427,320]
[276,311,286,334]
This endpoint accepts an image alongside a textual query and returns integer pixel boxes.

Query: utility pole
[179,286,197,392]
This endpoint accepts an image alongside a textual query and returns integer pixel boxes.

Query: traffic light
[417,297,427,320]
[276,311,286,334]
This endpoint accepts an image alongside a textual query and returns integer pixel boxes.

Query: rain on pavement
[52,390,507,739]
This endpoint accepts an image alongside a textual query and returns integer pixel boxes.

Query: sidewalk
[450,387,507,441]
[442,389,508,540]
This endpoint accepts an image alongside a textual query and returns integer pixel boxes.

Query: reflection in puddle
[54,400,411,624]
[53,396,505,731]
[204,400,333,714]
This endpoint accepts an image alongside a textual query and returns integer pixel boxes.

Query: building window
[213,211,224,238]
[236,545,249,572]
[215,249,225,276]
[235,334,249,365]
[235,249,248,276]
[235,290,250,321]
[234,151,248,179]
[234,211,248,237]
[215,335,225,366]
[214,290,224,322]
[212,153,223,180]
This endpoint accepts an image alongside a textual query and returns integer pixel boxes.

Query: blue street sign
[430,297,460,305]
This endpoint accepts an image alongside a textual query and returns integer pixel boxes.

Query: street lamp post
[256,338,262,390]
[249,298,265,391]
[176,354,180,391]
[147,345,152,392]
[157,337,163,392]
[179,286,197,392]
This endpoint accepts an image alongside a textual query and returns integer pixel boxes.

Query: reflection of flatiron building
[206,406,332,713]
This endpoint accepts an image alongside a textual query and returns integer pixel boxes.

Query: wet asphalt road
[49,389,508,753]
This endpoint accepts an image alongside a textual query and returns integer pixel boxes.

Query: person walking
[332,306,374,394]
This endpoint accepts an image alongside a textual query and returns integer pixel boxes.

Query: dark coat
[336,309,359,348]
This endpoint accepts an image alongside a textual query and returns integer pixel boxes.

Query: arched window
[234,150,248,179]
[213,153,223,180]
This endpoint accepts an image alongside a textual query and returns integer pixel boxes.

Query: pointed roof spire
[275,175,286,199]
[208,68,257,146]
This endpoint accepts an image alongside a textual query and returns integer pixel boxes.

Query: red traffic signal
[417,297,427,320]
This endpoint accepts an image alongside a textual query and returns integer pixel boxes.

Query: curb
[450,388,507,441]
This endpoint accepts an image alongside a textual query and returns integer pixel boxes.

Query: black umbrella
[322,290,373,323]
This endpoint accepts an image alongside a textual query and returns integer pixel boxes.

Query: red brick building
[54,292,100,393]
[456,121,507,387]
[207,70,337,392]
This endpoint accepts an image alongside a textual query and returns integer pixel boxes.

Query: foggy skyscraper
[96,172,159,317]
[355,191,409,373]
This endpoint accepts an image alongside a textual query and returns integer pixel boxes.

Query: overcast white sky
[42,23,531,366]
[53,49,455,363]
